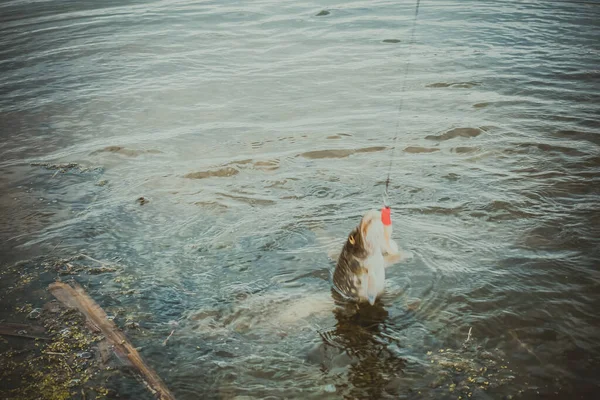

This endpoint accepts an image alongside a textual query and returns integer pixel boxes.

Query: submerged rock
[77,351,93,359]
[184,167,239,179]
[424,345,518,398]
[90,146,162,157]
[323,384,336,393]
[125,320,140,330]
[31,161,102,174]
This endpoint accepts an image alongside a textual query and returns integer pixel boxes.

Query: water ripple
[1,0,599,398]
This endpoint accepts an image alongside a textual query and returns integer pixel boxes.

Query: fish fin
[382,237,399,255]
[384,252,403,268]
[366,273,378,305]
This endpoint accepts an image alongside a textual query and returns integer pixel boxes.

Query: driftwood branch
[49,281,175,400]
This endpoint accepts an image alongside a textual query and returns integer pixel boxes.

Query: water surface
[1,0,599,398]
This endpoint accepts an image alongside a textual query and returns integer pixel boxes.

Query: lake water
[1,0,599,399]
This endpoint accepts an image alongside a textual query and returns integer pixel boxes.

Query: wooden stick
[462,327,473,348]
[163,330,175,347]
[49,281,176,400]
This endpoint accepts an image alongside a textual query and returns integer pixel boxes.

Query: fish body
[333,210,400,305]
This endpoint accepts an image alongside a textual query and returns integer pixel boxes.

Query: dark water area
[1,0,599,399]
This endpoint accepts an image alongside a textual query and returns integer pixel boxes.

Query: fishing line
[383,0,596,207]
[384,0,422,206]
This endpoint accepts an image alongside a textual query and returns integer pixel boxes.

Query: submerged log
[0,323,49,340]
[49,281,176,400]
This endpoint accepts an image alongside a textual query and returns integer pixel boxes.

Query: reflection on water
[1,0,600,398]
[313,298,406,399]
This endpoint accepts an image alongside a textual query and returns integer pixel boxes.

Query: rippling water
[1,0,599,398]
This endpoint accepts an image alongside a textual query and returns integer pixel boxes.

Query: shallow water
[1,0,599,398]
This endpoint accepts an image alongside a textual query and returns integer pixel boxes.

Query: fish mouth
[359,210,381,252]
[359,214,375,240]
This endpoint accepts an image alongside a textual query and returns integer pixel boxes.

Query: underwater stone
[125,321,140,329]
[429,375,446,388]
[77,351,93,359]
[323,384,336,393]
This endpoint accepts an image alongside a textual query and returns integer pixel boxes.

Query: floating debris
[31,162,78,170]
[88,265,117,274]
[137,196,149,205]
[316,10,330,16]
[162,329,175,346]
[45,254,121,276]
[30,162,103,174]
[27,308,42,320]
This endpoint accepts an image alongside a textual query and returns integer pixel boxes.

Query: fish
[332,208,403,305]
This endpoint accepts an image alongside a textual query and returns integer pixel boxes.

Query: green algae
[0,258,121,399]
[0,306,112,400]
